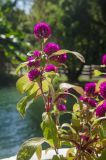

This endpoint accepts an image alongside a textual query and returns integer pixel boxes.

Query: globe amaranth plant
[16,22,106,160]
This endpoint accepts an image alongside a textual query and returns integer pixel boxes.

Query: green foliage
[17,137,45,160]
[41,112,60,148]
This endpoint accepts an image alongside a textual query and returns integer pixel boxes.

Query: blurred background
[0,0,106,158]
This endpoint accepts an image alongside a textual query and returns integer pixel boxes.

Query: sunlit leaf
[16,62,28,74]
[36,145,42,160]
[60,83,84,95]
[16,75,33,94]
[94,70,103,77]
[17,96,33,117]
[17,137,45,160]
[49,49,85,63]
[61,123,76,134]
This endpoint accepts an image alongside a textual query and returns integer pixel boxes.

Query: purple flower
[43,42,60,55]
[57,54,67,63]
[102,54,106,65]
[28,69,40,81]
[57,104,67,111]
[33,50,41,57]
[79,96,88,102]
[34,22,51,39]
[28,56,35,67]
[100,81,106,99]
[79,96,97,107]
[96,101,106,117]
[85,82,96,96]
[45,64,57,72]
[28,56,40,68]
[87,98,97,107]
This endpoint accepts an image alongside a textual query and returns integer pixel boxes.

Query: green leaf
[59,83,84,95]
[92,117,106,126]
[52,155,60,160]
[36,145,42,160]
[102,139,106,147]
[94,70,102,77]
[61,123,76,134]
[41,112,59,148]
[17,137,45,160]
[49,49,85,63]
[66,148,76,160]
[16,75,33,94]
[96,149,106,160]
[16,62,28,74]
[73,103,80,112]
[71,114,80,129]
[17,96,33,117]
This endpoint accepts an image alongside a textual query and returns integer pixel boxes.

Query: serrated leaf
[60,83,84,95]
[49,49,85,63]
[17,137,45,160]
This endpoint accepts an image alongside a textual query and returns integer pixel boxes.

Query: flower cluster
[79,79,106,117]
[27,22,67,83]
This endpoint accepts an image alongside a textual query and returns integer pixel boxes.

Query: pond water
[0,87,43,159]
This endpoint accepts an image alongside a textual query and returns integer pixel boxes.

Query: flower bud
[57,104,67,111]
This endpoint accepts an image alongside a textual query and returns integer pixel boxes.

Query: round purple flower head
[102,54,106,65]
[57,54,67,63]
[57,104,67,111]
[100,81,106,99]
[96,101,106,117]
[33,50,41,57]
[28,69,40,81]
[43,42,60,55]
[45,64,57,72]
[34,22,51,39]
[85,82,96,96]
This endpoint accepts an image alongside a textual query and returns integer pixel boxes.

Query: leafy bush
[16,22,106,160]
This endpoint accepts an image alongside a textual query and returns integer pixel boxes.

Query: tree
[0,0,30,73]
